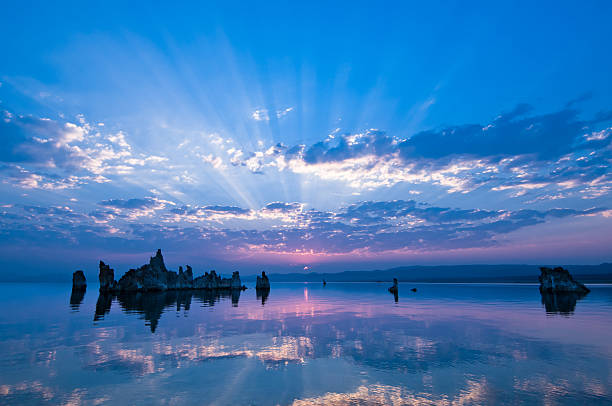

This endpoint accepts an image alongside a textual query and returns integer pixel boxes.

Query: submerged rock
[96,249,246,292]
[256,271,270,290]
[72,270,87,290]
[538,267,590,293]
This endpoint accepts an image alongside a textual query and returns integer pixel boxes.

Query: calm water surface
[0,282,611,405]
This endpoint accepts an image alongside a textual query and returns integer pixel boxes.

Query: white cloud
[276,107,294,118]
[252,107,294,121]
[199,153,225,169]
[251,109,270,122]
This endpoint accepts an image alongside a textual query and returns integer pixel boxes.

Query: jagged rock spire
[149,248,167,272]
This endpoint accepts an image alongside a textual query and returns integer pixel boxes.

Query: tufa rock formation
[388,278,399,302]
[538,267,590,293]
[256,271,270,290]
[388,278,398,293]
[98,249,247,293]
[72,270,87,290]
[99,261,116,291]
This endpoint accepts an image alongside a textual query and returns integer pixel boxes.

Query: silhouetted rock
[72,270,87,290]
[538,267,590,293]
[150,249,167,272]
[230,271,244,290]
[96,249,246,292]
[256,271,270,290]
[98,261,116,292]
[541,290,588,315]
[175,265,193,289]
[115,250,171,291]
[410,288,417,292]
[194,270,224,289]
[388,278,398,293]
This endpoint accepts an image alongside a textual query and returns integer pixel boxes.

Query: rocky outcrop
[193,270,239,289]
[72,270,87,290]
[175,265,193,289]
[538,267,590,293]
[256,271,270,290]
[98,249,246,293]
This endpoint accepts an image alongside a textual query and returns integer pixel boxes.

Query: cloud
[1,199,607,261]
[251,109,270,122]
[263,202,303,212]
[251,107,294,121]
[0,111,170,190]
[276,107,294,118]
[0,164,109,190]
[99,198,164,210]
[228,104,612,197]
[97,197,174,219]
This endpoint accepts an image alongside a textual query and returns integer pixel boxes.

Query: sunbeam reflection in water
[0,282,611,405]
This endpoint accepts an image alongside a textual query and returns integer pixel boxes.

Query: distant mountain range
[244,263,612,283]
[3,263,611,284]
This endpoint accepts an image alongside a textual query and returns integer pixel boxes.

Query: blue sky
[1,1,611,276]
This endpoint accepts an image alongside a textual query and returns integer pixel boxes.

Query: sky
[1,1,611,277]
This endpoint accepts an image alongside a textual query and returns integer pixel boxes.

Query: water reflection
[90,285,595,333]
[69,287,86,311]
[256,288,270,305]
[540,291,588,316]
[1,283,612,405]
[94,289,241,332]
[94,291,113,322]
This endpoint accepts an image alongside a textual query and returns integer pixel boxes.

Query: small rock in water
[256,271,271,290]
[410,288,417,292]
[72,270,87,290]
[538,267,590,293]
[388,278,398,293]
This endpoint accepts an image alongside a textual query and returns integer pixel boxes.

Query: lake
[0,282,611,405]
